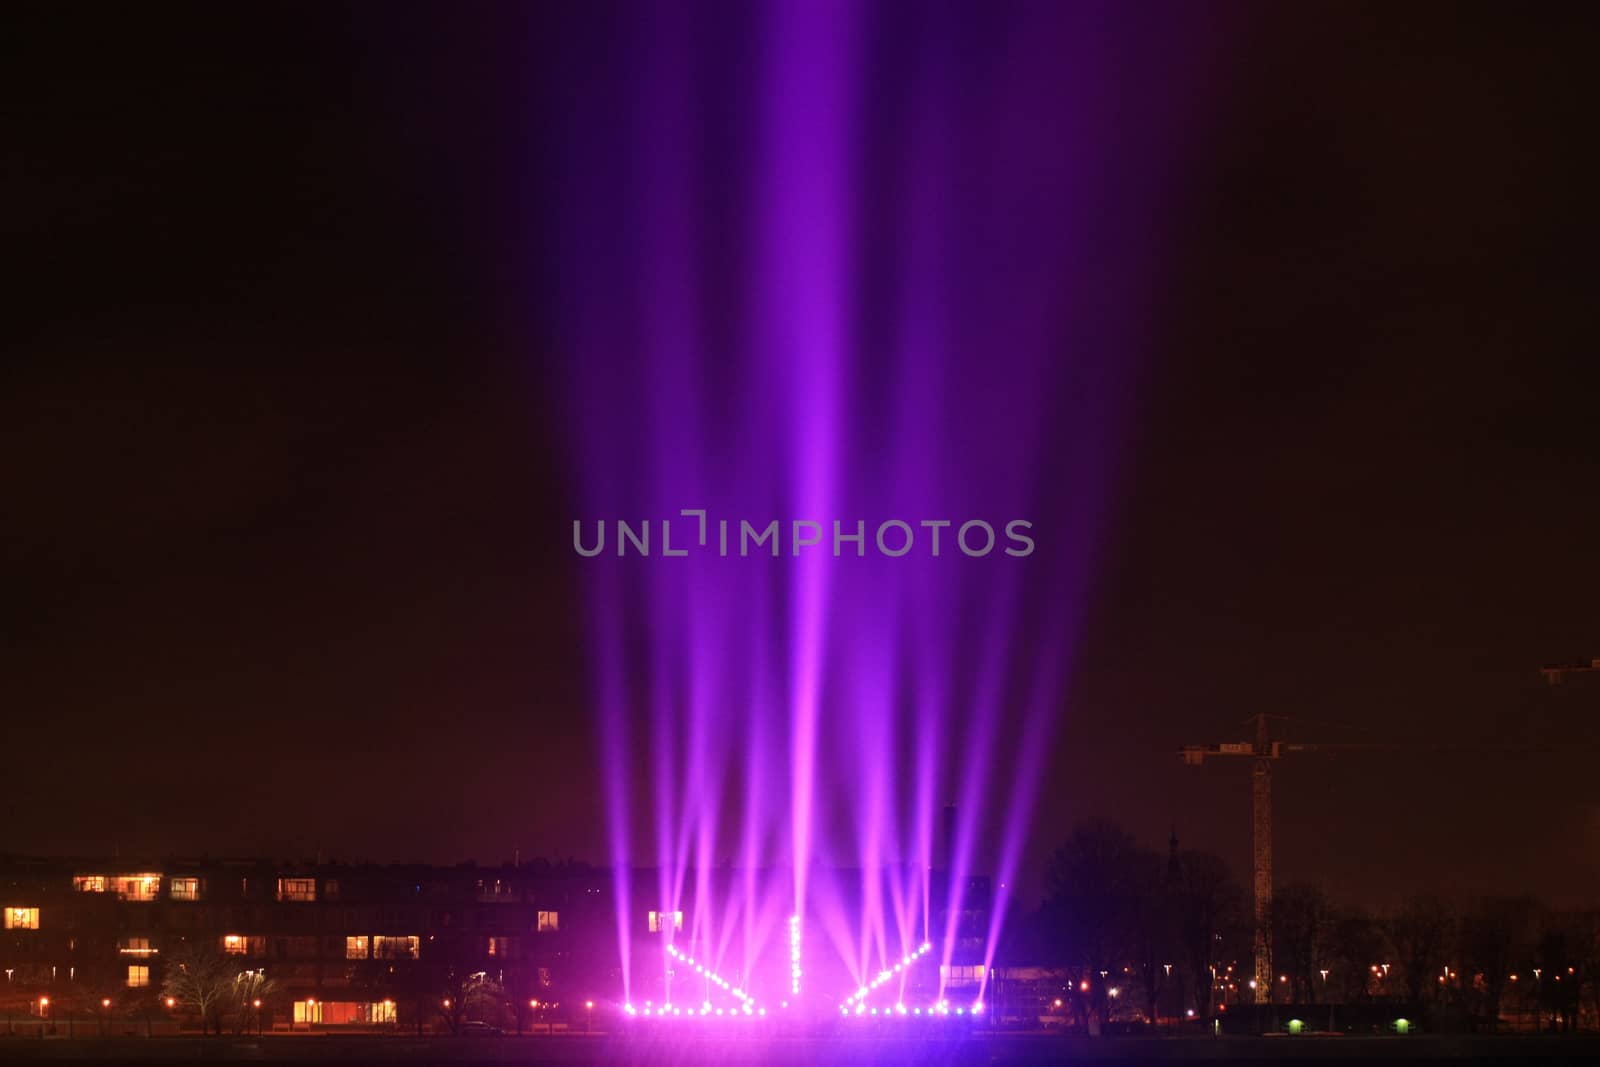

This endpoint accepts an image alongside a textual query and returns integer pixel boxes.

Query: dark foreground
[4,1034,1600,1066]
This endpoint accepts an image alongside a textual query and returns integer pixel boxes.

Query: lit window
[74,876,107,893]
[374,936,418,960]
[294,1000,323,1024]
[277,878,316,902]
[127,965,150,988]
[169,878,200,901]
[111,876,160,902]
[113,875,161,902]
[223,935,248,955]
[369,1000,397,1024]
[120,937,155,956]
[647,910,683,933]
[536,911,559,933]
[487,936,511,957]
[345,936,369,959]
[4,907,39,930]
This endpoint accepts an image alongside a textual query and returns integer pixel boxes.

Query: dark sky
[5,2,1598,911]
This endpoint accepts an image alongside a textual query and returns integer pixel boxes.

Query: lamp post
[1320,970,1332,1032]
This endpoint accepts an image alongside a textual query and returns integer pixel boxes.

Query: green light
[1394,1018,1410,1034]
[1287,1019,1304,1035]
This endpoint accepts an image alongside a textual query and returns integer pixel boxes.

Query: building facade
[2,856,990,1031]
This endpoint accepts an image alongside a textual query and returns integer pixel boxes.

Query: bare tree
[1175,850,1245,1020]
[1326,907,1388,1003]
[1459,897,1534,1033]
[1270,884,1332,1004]
[161,941,241,1035]
[1045,820,1161,1031]
[1389,896,1453,1009]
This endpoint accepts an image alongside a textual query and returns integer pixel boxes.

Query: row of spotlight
[840,1000,984,1017]
[789,915,802,996]
[664,943,754,1005]
[843,940,934,1008]
[624,1001,768,1018]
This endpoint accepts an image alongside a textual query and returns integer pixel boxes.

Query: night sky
[6,2,1598,912]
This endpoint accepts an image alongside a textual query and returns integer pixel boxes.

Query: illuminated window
[374,936,418,960]
[293,1000,323,1024]
[370,1000,397,1024]
[127,965,150,988]
[647,910,683,933]
[120,937,155,956]
[536,911,559,933]
[487,936,510,957]
[74,876,107,893]
[4,907,39,930]
[223,935,248,955]
[169,878,200,901]
[345,936,369,959]
[113,875,161,902]
[277,878,316,902]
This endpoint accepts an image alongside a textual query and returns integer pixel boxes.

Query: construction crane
[1180,712,1317,1005]
[1183,699,1578,1005]
[1541,658,1600,685]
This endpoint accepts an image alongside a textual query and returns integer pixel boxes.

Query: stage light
[789,915,802,996]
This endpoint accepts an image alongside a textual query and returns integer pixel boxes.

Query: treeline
[1016,819,1600,1031]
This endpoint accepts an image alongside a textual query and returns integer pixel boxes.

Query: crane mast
[1181,711,1281,1004]
[1250,714,1272,1003]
